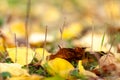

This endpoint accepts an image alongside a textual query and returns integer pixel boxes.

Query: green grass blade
[100,32,106,50]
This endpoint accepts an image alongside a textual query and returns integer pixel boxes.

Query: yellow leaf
[0,38,5,53]
[9,21,26,38]
[9,75,43,80]
[61,22,83,39]
[45,58,74,78]
[0,45,5,53]
[9,76,27,80]
[78,60,97,78]
[7,47,35,65]
[35,48,50,65]
[78,60,85,74]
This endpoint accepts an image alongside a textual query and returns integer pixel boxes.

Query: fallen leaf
[99,53,116,68]
[59,22,83,39]
[44,58,74,79]
[78,60,85,74]
[99,53,118,75]
[0,38,5,53]
[0,30,15,47]
[0,63,29,77]
[7,47,35,65]
[78,60,98,78]
[9,21,26,38]
[49,47,86,62]
[9,74,43,80]
[35,48,51,65]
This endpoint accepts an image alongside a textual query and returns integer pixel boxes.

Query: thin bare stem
[42,26,48,61]
[14,33,17,63]
[91,21,94,51]
[59,18,66,48]
[102,36,116,65]
[60,20,65,41]
[25,0,31,66]
[35,26,49,65]
[108,37,116,52]
[35,26,48,65]
[58,45,62,49]
[31,48,37,63]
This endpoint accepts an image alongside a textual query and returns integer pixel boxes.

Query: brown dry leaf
[99,53,116,68]
[98,52,118,76]
[0,30,15,47]
[49,47,86,62]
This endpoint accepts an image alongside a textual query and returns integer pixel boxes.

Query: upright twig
[102,35,117,64]
[14,33,18,63]
[108,37,116,52]
[58,45,62,49]
[25,0,31,67]
[36,26,48,65]
[91,21,94,51]
[42,26,48,61]
[59,18,66,47]
[60,20,65,41]
[31,48,37,63]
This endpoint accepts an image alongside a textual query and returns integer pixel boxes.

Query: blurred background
[0,0,120,52]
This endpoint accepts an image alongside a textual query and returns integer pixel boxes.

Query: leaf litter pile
[1,0,120,80]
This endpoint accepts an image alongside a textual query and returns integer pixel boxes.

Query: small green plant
[0,72,11,79]
[22,63,51,77]
[71,69,87,80]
